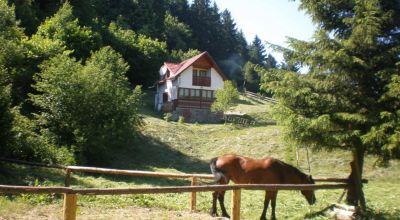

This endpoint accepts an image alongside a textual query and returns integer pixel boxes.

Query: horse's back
[213,154,284,184]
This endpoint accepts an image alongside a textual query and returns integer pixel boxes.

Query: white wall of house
[166,80,174,101]
[155,83,166,111]
[176,66,224,90]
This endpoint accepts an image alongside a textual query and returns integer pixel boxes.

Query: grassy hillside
[1,95,399,219]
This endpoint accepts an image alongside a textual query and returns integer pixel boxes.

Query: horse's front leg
[210,191,218,217]
[218,190,230,218]
[260,191,270,220]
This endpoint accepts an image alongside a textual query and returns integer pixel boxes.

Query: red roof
[159,51,227,84]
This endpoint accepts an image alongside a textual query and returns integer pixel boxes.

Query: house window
[179,88,190,98]
[193,68,211,87]
[202,90,214,100]
[178,88,214,100]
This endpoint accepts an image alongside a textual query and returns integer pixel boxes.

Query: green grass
[1,94,399,219]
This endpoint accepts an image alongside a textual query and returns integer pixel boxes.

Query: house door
[163,92,168,102]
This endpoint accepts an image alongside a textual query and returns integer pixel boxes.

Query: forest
[0,0,278,165]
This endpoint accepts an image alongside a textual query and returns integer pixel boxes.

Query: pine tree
[221,9,238,56]
[163,11,192,50]
[236,30,249,61]
[166,0,190,23]
[262,0,400,209]
[189,0,225,60]
[248,35,267,66]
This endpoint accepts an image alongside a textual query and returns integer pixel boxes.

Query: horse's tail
[210,157,227,183]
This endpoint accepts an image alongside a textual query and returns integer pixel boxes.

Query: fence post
[231,189,241,220]
[191,177,198,211]
[65,168,71,187]
[63,193,77,220]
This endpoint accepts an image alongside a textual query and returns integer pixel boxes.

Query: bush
[11,108,75,165]
[178,116,185,124]
[30,47,143,165]
[163,113,172,122]
[0,84,13,152]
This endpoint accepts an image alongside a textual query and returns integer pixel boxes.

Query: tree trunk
[346,146,366,210]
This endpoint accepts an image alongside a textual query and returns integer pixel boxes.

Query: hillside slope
[1,96,399,219]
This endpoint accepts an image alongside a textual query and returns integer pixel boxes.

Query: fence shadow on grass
[0,163,63,185]
[114,133,209,173]
[92,133,211,186]
[0,133,211,188]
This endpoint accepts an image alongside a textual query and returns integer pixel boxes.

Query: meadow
[0,95,399,219]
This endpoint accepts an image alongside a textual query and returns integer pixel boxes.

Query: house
[155,51,227,122]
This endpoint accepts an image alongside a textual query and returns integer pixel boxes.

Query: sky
[213,0,316,62]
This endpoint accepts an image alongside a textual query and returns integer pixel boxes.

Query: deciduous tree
[31,47,143,164]
[211,80,239,117]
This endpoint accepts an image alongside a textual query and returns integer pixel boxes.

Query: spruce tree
[262,0,400,209]
[249,35,267,66]
[221,9,238,56]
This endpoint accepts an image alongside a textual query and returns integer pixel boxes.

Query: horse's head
[301,175,316,205]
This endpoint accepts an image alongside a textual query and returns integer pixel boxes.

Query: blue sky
[213,0,316,62]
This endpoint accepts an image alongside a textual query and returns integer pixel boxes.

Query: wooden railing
[176,99,213,109]
[0,183,349,220]
[0,158,367,220]
[244,91,278,104]
[192,76,211,87]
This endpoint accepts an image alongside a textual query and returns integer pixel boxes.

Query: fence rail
[0,183,348,220]
[0,158,366,220]
[0,158,366,183]
[66,165,213,179]
[0,183,348,195]
[244,91,278,104]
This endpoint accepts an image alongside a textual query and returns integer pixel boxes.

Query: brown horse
[210,154,316,220]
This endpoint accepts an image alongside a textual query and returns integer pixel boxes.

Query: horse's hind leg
[215,177,230,218]
[210,191,218,216]
[218,190,230,218]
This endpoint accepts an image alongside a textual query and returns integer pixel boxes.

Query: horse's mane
[275,158,308,178]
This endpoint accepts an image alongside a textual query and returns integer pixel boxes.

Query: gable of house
[160,51,227,83]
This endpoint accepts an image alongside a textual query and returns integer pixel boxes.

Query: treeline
[10,0,278,88]
[0,0,278,165]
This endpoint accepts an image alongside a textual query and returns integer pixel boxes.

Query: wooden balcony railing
[176,99,214,109]
[192,76,211,87]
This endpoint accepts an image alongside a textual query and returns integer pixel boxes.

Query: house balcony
[175,99,214,109]
[192,76,211,87]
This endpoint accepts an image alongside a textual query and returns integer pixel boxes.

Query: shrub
[163,113,172,122]
[30,47,143,165]
[178,116,185,124]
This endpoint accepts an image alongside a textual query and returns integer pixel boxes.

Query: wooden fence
[0,183,348,220]
[0,158,365,219]
[244,91,278,104]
